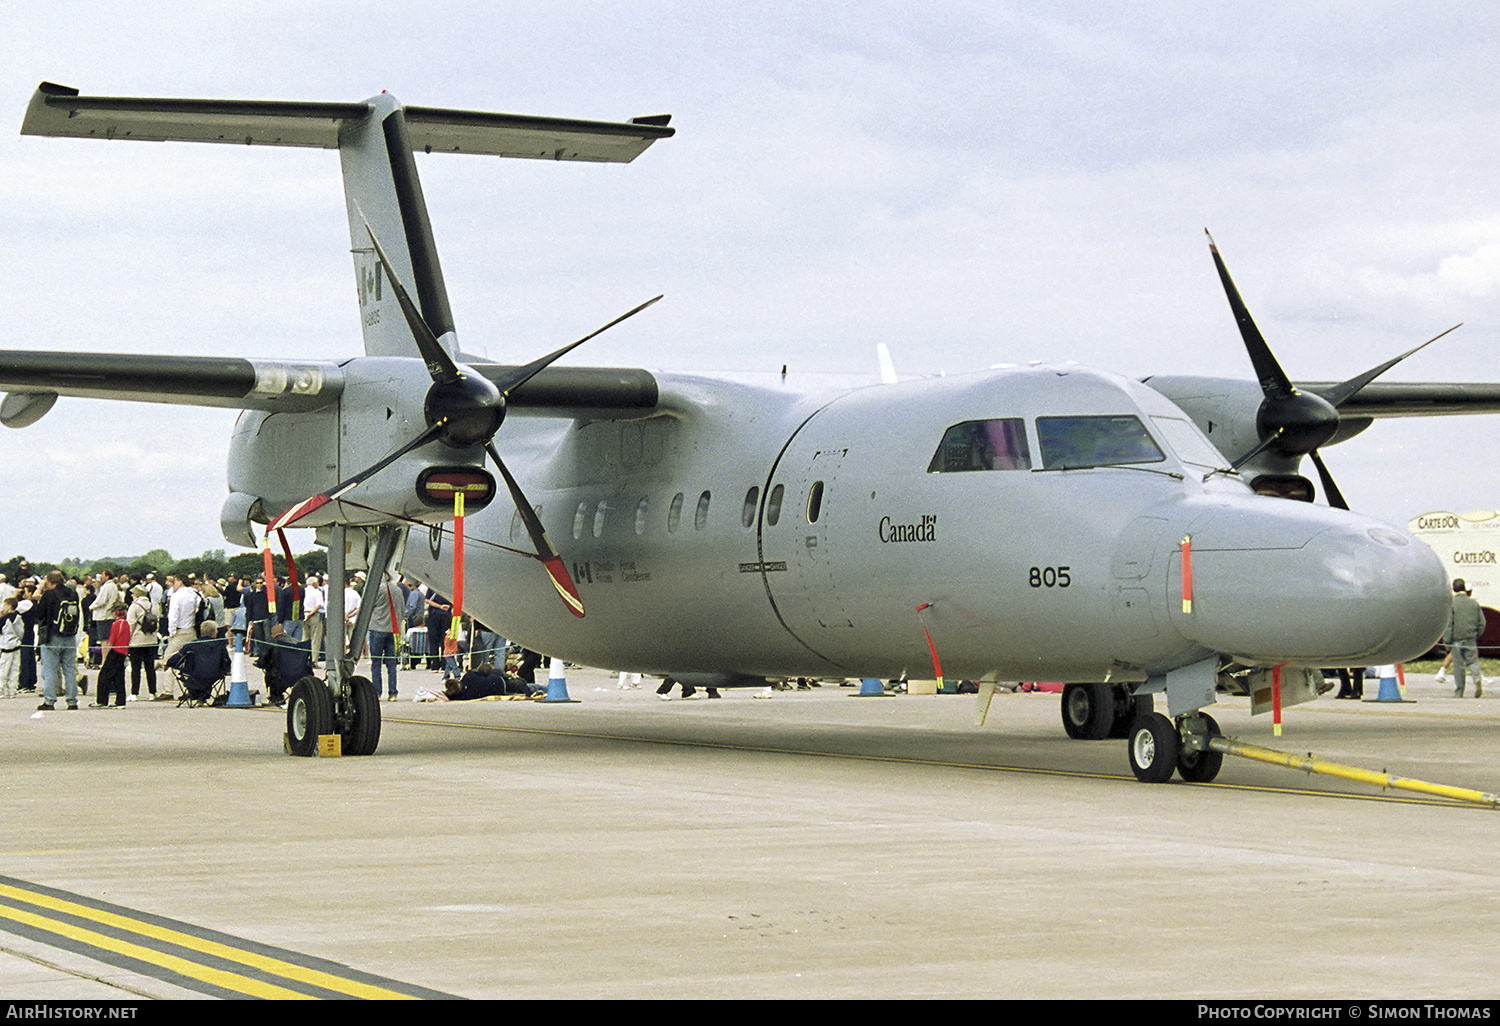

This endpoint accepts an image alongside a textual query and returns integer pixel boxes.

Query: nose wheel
[1127,710,1224,783]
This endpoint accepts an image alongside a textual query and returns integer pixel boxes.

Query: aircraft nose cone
[1169,507,1450,666]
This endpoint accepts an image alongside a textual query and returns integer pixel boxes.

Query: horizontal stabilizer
[21,82,674,163]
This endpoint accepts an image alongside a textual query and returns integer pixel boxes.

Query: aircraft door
[760,446,856,633]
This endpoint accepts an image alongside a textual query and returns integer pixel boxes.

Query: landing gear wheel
[1061,683,1116,740]
[286,676,334,758]
[1108,691,1152,739]
[341,675,382,756]
[1127,711,1179,783]
[1176,713,1223,783]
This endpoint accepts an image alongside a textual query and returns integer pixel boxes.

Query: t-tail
[20,82,674,363]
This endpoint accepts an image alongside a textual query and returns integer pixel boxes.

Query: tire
[1176,712,1224,783]
[1127,711,1179,783]
[1108,690,1151,739]
[341,675,382,756]
[286,676,334,758]
[1061,683,1115,740]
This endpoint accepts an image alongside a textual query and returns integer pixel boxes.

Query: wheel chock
[317,734,343,757]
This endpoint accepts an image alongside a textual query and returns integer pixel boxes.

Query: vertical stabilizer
[340,94,458,360]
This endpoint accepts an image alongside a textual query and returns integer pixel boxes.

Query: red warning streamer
[276,529,300,620]
[1272,663,1285,738]
[1180,535,1193,614]
[916,603,944,690]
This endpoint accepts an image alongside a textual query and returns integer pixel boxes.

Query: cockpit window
[927,418,1032,473]
[1150,416,1228,470]
[1036,415,1165,469]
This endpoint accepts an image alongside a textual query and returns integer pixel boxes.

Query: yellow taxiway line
[0,879,424,999]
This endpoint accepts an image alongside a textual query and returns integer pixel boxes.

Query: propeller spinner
[270,216,662,620]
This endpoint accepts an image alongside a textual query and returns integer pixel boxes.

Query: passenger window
[1036,415,1165,469]
[807,481,825,524]
[741,486,759,528]
[695,490,712,530]
[593,499,608,538]
[766,484,784,526]
[572,500,588,541]
[928,418,1032,473]
[668,492,684,533]
[634,496,649,535]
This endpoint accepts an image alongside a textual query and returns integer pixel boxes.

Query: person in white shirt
[303,575,326,666]
[161,576,201,697]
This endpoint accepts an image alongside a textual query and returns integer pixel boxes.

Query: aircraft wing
[1298,381,1500,417]
[0,349,661,426]
[0,350,344,425]
[21,82,674,163]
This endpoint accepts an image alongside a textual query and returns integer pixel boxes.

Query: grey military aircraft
[5,82,1499,783]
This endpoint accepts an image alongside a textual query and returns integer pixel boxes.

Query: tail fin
[22,82,674,359]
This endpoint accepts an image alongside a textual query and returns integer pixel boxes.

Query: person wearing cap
[1444,578,1486,698]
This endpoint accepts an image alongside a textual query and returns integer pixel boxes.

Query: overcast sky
[2,2,1499,562]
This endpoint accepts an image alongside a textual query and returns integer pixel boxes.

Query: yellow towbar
[1207,735,1500,808]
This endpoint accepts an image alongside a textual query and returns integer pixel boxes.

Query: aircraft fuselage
[402,363,1450,685]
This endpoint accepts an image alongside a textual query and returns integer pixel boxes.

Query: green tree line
[2,548,330,583]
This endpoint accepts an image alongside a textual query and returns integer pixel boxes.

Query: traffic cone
[852,677,889,697]
[1374,664,1403,702]
[226,631,253,707]
[544,657,579,703]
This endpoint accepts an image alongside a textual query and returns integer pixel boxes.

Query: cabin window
[766,484,784,526]
[593,499,608,538]
[741,486,759,528]
[668,492,684,533]
[634,496,649,535]
[807,481,825,524]
[928,418,1032,472]
[572,501,588,541]
[1036,415,1165,469]
[695,490,712,531]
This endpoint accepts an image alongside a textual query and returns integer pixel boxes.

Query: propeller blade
[1206,230,1296,402]
[1228,426,1285,471]
[359,210,464,385]
[1308,450,1350,510]
[268,422,444,531]
[1316,323,1462,409]
[486,441,585,618]
[489,295,663,397]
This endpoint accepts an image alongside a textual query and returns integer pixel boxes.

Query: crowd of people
[0,567,538,708]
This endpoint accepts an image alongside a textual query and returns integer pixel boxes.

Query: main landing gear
[284,522,397,757]
[1062,685,1224,783]
[1060,682,1150,740]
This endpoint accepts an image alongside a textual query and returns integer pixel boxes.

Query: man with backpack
[35,570,82,710]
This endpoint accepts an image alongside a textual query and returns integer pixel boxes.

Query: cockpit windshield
[1036,415,1165,470]
[927,418,1032,473]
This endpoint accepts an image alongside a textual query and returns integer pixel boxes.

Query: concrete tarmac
[2,666,1498,999]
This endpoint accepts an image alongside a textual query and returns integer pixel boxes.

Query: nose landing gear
[1127,710,1223,783]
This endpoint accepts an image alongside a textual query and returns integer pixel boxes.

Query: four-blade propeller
[270,215,662,620]
[1207,229,1459,510]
